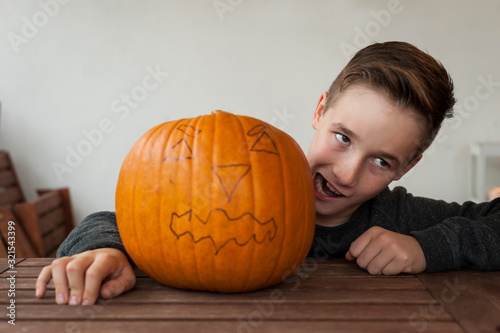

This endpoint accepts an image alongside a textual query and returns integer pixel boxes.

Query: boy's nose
[333,159,361,188]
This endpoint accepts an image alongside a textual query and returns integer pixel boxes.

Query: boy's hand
[345,226,426,275]
[35,248,136,305]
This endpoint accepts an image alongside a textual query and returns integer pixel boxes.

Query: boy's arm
[57,211,134,266]
[410,197,500,272]
[393,187,500,272]
[346,188,500,274]
[36,211,136,305]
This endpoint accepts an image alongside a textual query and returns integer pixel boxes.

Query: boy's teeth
[315,173,343,197]
[326,182,341,195]
[315,176,326,195]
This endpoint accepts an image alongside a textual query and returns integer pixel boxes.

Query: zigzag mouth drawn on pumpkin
[169,208,278,254]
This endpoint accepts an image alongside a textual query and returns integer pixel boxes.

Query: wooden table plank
[418,271,500,333]
[457,270,500,311]
[0,258,24,273]
[0,258,11,273]
[14,257,54,267]
[0,275,427,291]
[9,303,454,321]
[0,257,386,277]
[0,320,465,333]
[1,287,438,305]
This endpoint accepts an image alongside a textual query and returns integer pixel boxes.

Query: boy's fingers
[81,255,117,305]
[34,248,136,305]
[381,259,404,276]
[348,227,381,258]
[81,251,133,304]
[35,265,53,298]
[100,264,136,299]
[365,249,395,275]
[50,257,72,304]
[66,255,95,305]
[345,251,355,261]
[355,243,382,270]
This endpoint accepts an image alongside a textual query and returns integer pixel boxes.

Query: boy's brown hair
[325,41,456,154]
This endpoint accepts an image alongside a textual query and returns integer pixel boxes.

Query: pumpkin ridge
[131,123,164,275]
[159,118,189,286]
[189,115,204,290]
[264,125,288,287]
[234,114,256,292]
[207,112,220,291]
[280,134,315,281]
[297,140,315,268]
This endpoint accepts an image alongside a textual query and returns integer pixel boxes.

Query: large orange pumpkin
[116,110,316,292]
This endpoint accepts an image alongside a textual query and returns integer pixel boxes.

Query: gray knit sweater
[58,186,500,272]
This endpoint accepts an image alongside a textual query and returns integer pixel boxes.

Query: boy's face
[307,85,424,227]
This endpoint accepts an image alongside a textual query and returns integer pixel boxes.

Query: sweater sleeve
[56,211,135,267]
[387,188,500,272]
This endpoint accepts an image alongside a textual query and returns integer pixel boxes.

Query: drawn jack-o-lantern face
[116,110,315,292]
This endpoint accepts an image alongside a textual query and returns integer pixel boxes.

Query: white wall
[0,0,499,224]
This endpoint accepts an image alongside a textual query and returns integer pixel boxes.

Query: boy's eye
[374,158,390,169]
[335,133,351,146]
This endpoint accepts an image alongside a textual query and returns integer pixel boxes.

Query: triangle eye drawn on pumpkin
[162,125,202,162]
[212,164,251,203]
[163,138,193,161]
[247,125,279,156]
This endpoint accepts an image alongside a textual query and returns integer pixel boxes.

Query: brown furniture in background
[0,150,75,257]
[0,149,25,205]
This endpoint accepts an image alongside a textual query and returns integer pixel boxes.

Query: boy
[36,41,500,306]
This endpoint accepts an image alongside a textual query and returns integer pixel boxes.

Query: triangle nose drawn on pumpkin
[163,138,193,161]
[212,164,251,202]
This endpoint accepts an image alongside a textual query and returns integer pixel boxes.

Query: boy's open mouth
[314,173,344,198]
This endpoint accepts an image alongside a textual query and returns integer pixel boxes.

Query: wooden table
[1,258,500,332]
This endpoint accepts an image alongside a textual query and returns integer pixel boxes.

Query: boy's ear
[312,91,328,130]
[393,154,422,181]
